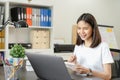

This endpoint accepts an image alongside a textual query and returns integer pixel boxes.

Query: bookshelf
[0,0,54,58]
[0,1,5,66]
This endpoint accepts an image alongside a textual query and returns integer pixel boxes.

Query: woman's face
[77,21,93,42]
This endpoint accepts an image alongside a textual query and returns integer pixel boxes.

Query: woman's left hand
[73,64,90,74]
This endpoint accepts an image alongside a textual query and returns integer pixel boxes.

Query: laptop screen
[26,52,72,80]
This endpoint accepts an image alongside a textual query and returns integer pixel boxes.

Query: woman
[68,13,114,80]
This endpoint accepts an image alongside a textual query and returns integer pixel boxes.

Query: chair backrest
[110,49,120,78]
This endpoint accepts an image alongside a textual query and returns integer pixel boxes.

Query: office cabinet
[30,29,50,49]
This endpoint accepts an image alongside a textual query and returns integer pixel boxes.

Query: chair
[110,48,120,80]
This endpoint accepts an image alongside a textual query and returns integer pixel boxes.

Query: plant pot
[13,58,23,66]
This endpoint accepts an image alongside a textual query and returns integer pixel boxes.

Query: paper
[65,62,75,70]
[26,65,34,71]
[26,60,34,71]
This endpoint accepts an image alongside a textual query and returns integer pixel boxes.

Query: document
[65,62,75,70]
[65,62,87,77]
[26,60,34,71]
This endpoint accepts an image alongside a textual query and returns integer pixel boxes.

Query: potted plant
[10,44,25,66]
[10,44,25,58]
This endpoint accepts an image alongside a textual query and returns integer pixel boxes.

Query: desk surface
[1,66,119,80]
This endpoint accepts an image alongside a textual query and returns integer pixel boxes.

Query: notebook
[26,52,72,80]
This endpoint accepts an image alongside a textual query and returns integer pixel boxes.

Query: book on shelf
[0,30,5,49]
[0,51,4,66]
[32,8,37,26]
[0,5,5,25]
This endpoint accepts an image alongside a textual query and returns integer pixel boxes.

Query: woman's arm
[67,54,76,63]
[74,63,112,80]
[92,63,112,80]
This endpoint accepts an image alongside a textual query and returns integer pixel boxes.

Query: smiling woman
[68,13,114,80]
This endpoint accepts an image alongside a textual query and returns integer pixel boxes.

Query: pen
[8,60,23,79]
[5,59,11,66]
[1,56,5,65]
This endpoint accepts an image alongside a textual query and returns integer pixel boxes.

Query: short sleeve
[73,45,79,55]
[101,43,114,64]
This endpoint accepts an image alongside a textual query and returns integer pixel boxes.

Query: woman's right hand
[67,54,76,63]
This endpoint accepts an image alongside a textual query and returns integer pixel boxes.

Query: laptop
[26,52,72,80]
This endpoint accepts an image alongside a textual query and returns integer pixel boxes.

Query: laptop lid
[26,52,72,80]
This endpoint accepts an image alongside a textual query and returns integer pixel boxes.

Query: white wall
[53,0,120,49]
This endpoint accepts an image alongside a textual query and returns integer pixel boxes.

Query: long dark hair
[76,13,101,48]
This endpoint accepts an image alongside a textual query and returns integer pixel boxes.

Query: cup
[4,65,20,80]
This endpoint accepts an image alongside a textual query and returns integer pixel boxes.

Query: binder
[11,7,21,21]
[26,7,32,26]
[44,9,48,26]
[23,7,26,20]
[0,31,2,38]
[0,6,2,25]
[0,38,1,49]
[1,38,4,49]
[38,8,40,26]
[36,8,40,26]
[40,8,44,26]
[0,6,5,25]
[20,7,24,20]
[0,30,5,49]
[26,19,32,26]
[48,9,51,27]
[1,30,5,49]
[32,8,37,26]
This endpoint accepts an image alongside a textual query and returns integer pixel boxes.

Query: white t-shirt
[72,42,114,80]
